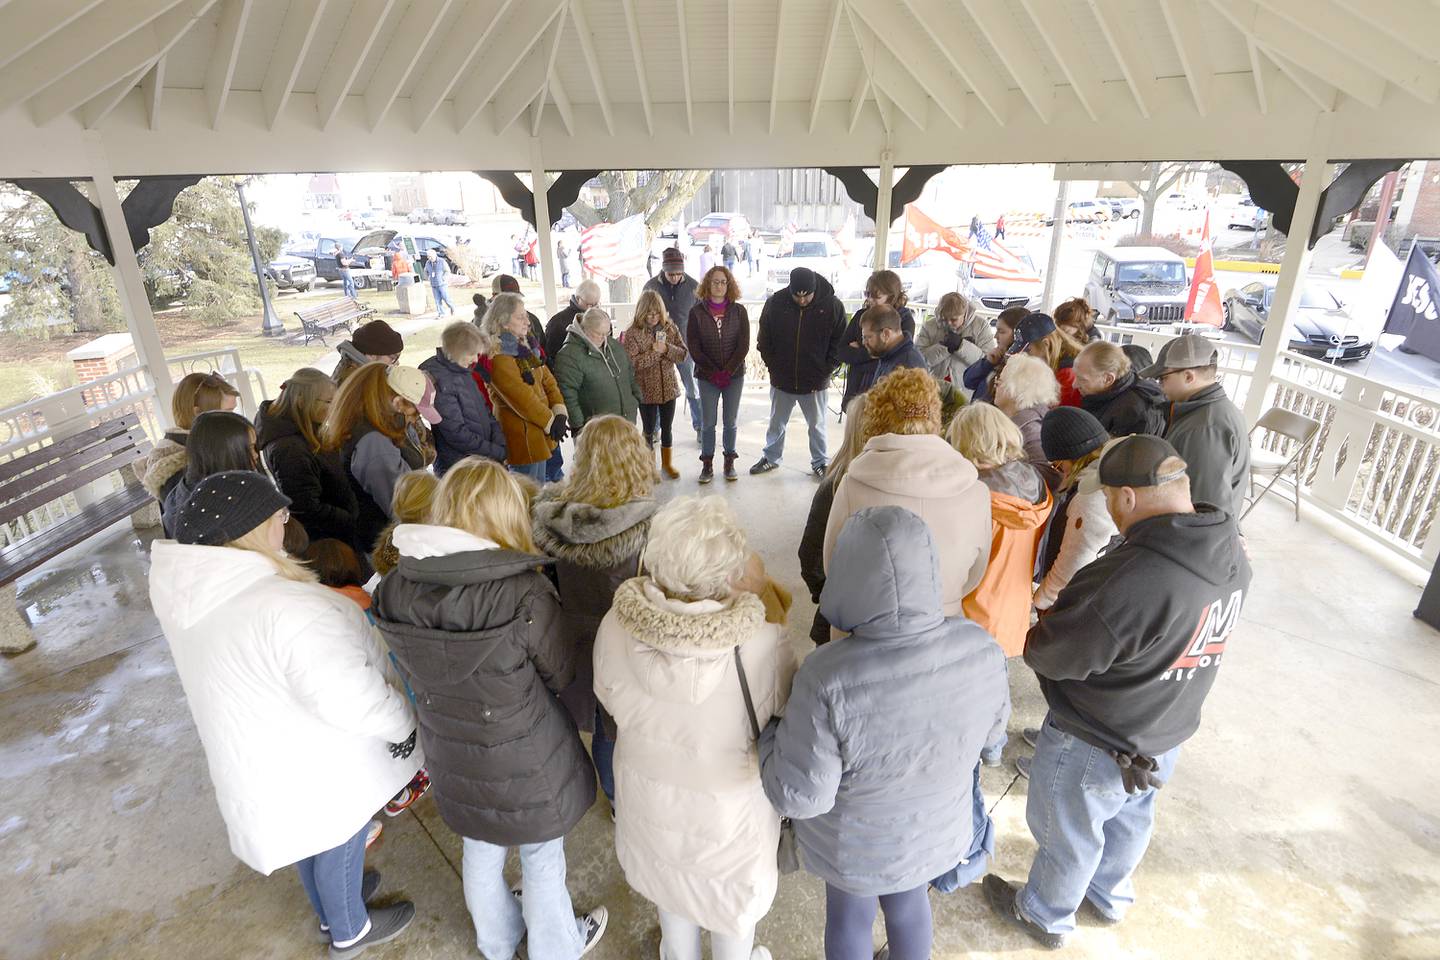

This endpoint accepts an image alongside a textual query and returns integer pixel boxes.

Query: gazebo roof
[1,0,1438,177]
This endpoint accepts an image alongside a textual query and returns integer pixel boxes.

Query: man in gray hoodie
[984,435,1252,949]
[1142,335,1251,516]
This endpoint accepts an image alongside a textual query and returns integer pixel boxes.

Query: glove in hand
[942,328,966,352]
[520,368,535,386]
[711,370,732,389]
[549,414,569,442]
[1111,751,1164,794]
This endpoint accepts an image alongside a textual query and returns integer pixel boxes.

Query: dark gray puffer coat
[759,505,1009,896]
[372,523,596,845]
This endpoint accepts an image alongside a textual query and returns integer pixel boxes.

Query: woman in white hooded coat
[594,495,797,960]
[148,471,422,958]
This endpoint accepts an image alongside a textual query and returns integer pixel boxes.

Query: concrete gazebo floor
[3,384,1438,960]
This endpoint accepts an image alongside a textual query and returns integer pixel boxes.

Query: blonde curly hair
[556,414,656,508]
[947,402,1026,469]
[859,368,941,445]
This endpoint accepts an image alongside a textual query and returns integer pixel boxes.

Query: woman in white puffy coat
[1033,412,1119,611]
[149,470,422,957]
[594,495,797,960]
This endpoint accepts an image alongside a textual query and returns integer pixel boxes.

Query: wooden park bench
[0,413,153,653]
[294,297,374,346]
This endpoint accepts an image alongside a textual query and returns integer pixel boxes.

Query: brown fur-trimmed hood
[532,494,657,570]
[140,438,188,498]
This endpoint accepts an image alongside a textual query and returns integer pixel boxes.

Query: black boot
[723,453,738,481]
[699,456,714,484]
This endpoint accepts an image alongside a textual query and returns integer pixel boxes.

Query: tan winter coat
[824,433,992,618]
[621,319,687,405]
[140,433,189,497]
[594,579,797,937]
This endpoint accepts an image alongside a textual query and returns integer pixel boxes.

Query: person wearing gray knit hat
[174,470,291,546]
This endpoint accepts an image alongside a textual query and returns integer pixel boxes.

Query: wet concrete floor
[3,384,1438,959]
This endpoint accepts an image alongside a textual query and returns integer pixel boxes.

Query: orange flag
[1185,211,1224,327]
[901,204,974,265]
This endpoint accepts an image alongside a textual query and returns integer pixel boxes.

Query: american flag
[968,223,1041,285]
[580,214,648,280]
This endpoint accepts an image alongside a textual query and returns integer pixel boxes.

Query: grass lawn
[0,280,489,412]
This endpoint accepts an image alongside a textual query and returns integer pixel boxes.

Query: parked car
[688,212,753,245]
[767,232,844,291]
[407,207,439,224]
[1045,200,1112,225]
[265,254,316,293]
[1224,196,1261,230]
[963,249,1043,318]
[435,209,468,226]
[1083,247,1190,324]
[1104,198,1141,220]
[1224,281,1372,361]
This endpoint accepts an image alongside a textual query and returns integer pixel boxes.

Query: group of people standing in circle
[140,239,1256,960]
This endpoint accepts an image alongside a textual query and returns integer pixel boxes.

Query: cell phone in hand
[656,330,666,343]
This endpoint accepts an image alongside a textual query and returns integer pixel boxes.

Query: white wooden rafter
[1244,36,1269,114]
[1019,0,1104,123]
[548,70,574,136]
[899,0,1008,126]
[1086,0,1156,119]
[1333,0,1440,64]
[1209,0,1385,108]
[808,0,844,134]
[768,0,787,135]
[1159,0,1214,116]
[846,5,927,131]
[675,0,693,134]
[847,71,868,134]
[316,0,396,129]
[453,0,566,132]
[618,0,653,135]
[262,0,328,130]
[960,0,1053,124]
[0,0,106,73]
[80,65,147,129]
[847,0,966,130]
[1266,48,1339,112]
[410,0,515,131]
[363,0,451,130]
[142,55,165,128]
[569,0,614,136]
[205,0,251,129]
[492,17,564,134]
[726,0,735,134]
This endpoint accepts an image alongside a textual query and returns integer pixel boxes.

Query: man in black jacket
[1074,340,1166,437]
[642,248,701,435]
[984,435,1252,949]
[544,279,602,363]
[751,268,846,478]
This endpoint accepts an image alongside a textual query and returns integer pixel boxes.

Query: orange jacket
[963,487,1053,657]
[488,353,564,466]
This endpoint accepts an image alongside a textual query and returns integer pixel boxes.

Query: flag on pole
[579,214,648,280]
[1184,211,1224,327]
[901,204,973,265]
[1383,244,1440,361]
[969,222,1042,284]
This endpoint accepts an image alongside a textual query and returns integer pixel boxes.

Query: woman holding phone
[623,290,688,479]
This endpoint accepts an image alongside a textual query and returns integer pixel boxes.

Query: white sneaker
[578,906,608,956]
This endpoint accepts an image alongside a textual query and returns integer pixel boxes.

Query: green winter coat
[554,320,643,431]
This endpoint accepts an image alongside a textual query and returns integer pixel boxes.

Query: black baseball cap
[1009,311,1056,353]
[1098,434,1188,488]
[788,267,817,295]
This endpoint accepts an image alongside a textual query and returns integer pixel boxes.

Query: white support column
[871,150,894,271]
[85,133,175,429]
[530,138,559,321]
[1243,152,1332,426]
[1041,179,1070,310]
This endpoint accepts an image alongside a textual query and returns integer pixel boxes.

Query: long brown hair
[271,368,333,452]
[1029,328,1085,373]
[630,290,667,332]
[320,362,405,452]
[866,269,908,309]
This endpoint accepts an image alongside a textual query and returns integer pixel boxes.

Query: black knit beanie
[1040,407,1109,462]
[174,471,291,546]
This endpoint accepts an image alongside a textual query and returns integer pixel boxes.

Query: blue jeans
[462,836,586,960]
[824,882,931,960]
[432,281,454,316]
[545,443,565,483]
[296,822,370,945]
[761,387,828,469]
[697,376,744,459]
[676,357,702,432]
[1017,715,1180,936]
[930,763,995,893]
[341,270,357,299]
[510,461,546,483]
[592,705,615,803]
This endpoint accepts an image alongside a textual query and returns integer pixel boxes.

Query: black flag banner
[1384,245,1440,362]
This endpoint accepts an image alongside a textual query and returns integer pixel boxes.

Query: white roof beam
[873,87,894,135]
[316,0,395,129]
[675,0,693,134]
[24,0,212,122]
[618,0,653,135]
[847,0,966,130]
[548,70,574,136]
[1332,0,1440,65]
[1210,0,1385,108]
[726,0,735,134]
[262,0,327,130]
[1251,0,1439,103]
[1159,0,1214,116]
[492,18,562,134]
[847,72,868,134]
[1266,48,1338,111]
[0,0,187,112]
[363,0,450,130]
[410,0,514,131]
[569,0,614,136]
[961,0,1053,123]
[849,9,926,130]
[80,66,146,129]
[808,0,844,134]
[142,55,165,128]
[767,0,786,135]
[900,0,1009,126]
[1019,0,1104,122]
[1087,0,1157,119]
[0,0,106,73]
[1244,37,1269,114]
[453,0,565,132]
[205,0,251,128]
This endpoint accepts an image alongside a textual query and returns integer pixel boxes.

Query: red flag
[901,204,974,265]
[1185,211,1224,327]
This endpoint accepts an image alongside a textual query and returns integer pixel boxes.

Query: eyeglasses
[1156,369,1183,381]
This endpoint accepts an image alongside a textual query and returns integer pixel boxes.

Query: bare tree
[566,170,712,302]
[1125,162,1209,238]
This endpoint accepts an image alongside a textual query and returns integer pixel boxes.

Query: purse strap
[734,645,761,742]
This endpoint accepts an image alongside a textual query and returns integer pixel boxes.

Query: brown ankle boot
[699,456,714,484]
[660,447,680,479]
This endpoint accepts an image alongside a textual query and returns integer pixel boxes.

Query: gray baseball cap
[1139,334,1218,379]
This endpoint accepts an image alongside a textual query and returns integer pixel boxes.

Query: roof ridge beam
[961,0,1053,123]
[316,0,396,129]
[261,0,328,130]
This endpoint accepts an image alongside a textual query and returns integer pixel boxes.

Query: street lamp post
[236,178,285,337]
